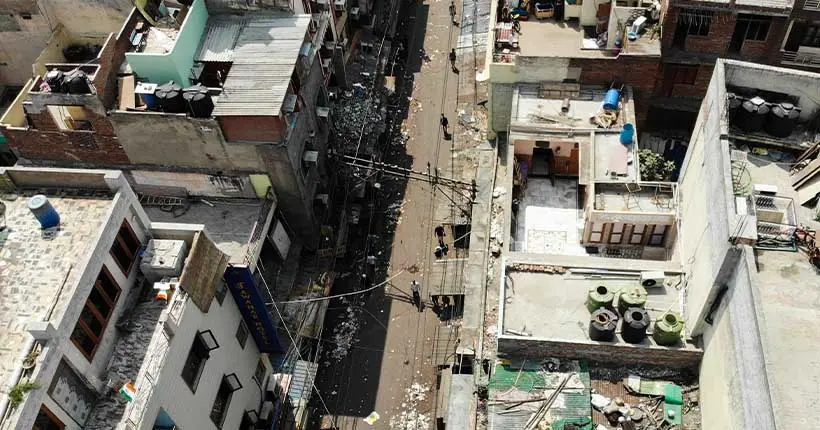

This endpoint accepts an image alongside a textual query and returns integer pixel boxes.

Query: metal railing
[804,0,820,10]
[124,329,172,428]
[781,50,820,68]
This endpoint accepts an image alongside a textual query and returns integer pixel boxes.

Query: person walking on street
[435,225,446,247]
[440,113,449,134]
[450,0,457,24]
[410,280,422,312]
[449,49,458,73]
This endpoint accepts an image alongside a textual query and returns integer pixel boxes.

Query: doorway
[672,19,688,48]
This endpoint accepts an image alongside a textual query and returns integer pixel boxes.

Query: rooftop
[593,182,677,214]
[494,17,660,62]
[593,131,637,182]
[500,261,689,346]
[212,14,311,116]
[142,199,269,264]
[510,84,636,134]
[0,189,114,390]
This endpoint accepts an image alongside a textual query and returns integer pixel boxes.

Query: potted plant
[21,351,39,371]
[8,381,40,410]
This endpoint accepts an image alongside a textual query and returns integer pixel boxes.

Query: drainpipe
[0,337,37,427]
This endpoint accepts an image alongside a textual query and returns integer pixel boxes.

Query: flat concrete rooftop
[501,267,687,347]
[737,150,820,428]
[514,178,586,255]
[593,182,676,214]
[143,199,266,264]
[593,132,637,182]
[511,20,659,58]
[511,85,636,132]
[0,189,114,392]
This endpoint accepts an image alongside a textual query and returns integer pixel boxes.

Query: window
[215,280,228,305]
[670,65,698,85]
[211,374,243,428]
[20,12,32,20]
[46,106,94,130]
[684,9,713,36]
[737,15,771,41]
[629,224,646,244]
[802,25,820,48]
[588,223,604,243]
[608,223,624,244]
[253,358,267,386]
[649,225,668,247]
[33,406,64,430]
[181,330,219,392]
[236,321,248,349]
[240,410,258,430]
[110,220,141,275]
[70,267,121,360]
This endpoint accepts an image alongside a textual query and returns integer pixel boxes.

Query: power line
[270,269,405,304]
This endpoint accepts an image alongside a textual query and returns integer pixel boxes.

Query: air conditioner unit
[640,271,665,288]
[334,0,345,10]
[350,6,360,18]
[283,93,298,113]
[303,150,319,163]
[321,57,331,72]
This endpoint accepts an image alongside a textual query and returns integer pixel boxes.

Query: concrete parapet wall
[497,335,703,368]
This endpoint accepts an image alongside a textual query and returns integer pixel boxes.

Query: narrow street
[311,0,485,427]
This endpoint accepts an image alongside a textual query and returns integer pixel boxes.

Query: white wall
[677,62,739,333]
[140,289,268,430]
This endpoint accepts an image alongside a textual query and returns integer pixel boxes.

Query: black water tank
[44,70,65,92]
[727,93,742,122]
[733,96,769,132]
[156,81,185,113]
[766,102,801,138]
[64,69,91,94]
[183,84,214,118]
[589,308,618,342]
[621,307,650,344]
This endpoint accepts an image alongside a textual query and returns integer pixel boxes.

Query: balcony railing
[782,50,820,68]
[805,0,820,10]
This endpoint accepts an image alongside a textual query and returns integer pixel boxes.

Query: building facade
[0,0,344,246]
[0,166,294,430]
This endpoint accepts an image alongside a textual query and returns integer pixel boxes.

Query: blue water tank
[27,194,60,229]
[621,123,635,144]
[603,89,620,111]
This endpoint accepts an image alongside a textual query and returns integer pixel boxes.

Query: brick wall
[497,336,703,368]
[5,107,128,165]
[664,63,713,99]
[94,11,141,109]
[572,56,662,131]
[686,12,735,54]
[738,17,788,65]
[218,116,287,142]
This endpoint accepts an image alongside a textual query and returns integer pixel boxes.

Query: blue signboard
[224,266,284,353]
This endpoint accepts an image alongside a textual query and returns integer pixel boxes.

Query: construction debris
[508,264,568,274]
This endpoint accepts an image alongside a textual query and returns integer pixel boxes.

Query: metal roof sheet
[196,16,246,62]
[212,15,311,116]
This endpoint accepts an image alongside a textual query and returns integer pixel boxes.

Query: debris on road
[390,383,432,430]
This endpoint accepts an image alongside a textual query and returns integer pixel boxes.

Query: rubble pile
[390,383,431,430]
[332,86,388,155]
[329,298,362,360]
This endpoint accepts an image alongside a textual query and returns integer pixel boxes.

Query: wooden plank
[797,174,820,206]
[118,75,135,111]
[796,140,820,164]
[792,155,820,189]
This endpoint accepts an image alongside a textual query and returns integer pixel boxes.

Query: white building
[0,167,289,430]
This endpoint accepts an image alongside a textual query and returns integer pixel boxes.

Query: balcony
[781,48,820,68]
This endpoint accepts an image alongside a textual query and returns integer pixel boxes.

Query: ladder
[139,195,187,207]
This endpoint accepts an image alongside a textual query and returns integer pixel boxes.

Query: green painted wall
[125,0,208,87]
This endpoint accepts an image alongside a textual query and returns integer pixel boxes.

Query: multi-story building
[485,0,664,136]
[0,0,132,88]
[0,0,340,246]
[652,0,791,130]
[0,166,314,429]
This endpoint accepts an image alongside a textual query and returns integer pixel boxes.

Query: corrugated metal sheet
[196,17,246,62]
[288,360,318,401]
[213,15,311,116]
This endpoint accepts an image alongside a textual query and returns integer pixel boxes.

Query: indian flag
[119,382,136,402]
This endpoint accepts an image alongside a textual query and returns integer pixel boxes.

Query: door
[729,19,748,53]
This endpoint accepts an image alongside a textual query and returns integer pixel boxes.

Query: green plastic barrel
[617,286,648,315]
[586,285,615,313]
[653,312,684,346]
